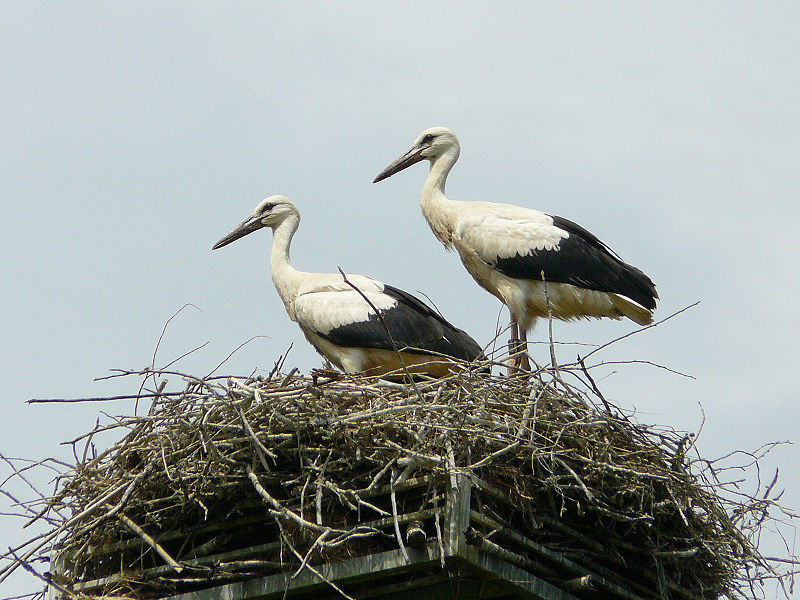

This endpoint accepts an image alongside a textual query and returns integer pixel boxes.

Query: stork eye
[264,203,275,211]
[421,134,435,145]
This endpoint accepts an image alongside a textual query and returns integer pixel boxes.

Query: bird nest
[2,360,796,600]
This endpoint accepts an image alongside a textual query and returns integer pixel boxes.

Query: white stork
[213,195,484,377]
[373,127,658,370]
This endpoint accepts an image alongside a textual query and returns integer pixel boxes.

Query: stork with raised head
[373,127,658,370]
[213,195,485,377]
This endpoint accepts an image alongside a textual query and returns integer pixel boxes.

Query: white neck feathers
[269,214,304,312]
[420,148,460,247]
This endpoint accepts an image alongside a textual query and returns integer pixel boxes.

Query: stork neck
[420,150,460,245]
[422,149,457,198]
[269,215,303,306]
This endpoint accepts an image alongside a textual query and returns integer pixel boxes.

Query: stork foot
[507,341,531,375]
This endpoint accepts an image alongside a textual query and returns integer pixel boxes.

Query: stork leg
[518,326,531,372]
[506,317,532,375]
[507,317,522,374]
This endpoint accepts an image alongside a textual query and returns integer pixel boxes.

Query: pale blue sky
[2,3,799,597]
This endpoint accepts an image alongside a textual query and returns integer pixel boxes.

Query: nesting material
[3,364,795,600]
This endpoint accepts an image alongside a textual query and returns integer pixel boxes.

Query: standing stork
[373,127,657,370]
[213,195,484,377]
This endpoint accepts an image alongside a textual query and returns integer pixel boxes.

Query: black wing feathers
[317,284,483,362]
[492,215,658,310]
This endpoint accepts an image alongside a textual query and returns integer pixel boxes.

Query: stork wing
[293,285,395,336]
[293,272,384,297]
[379,285,484,361]
[456,206,657,310]
[294,283,483,361]
[456,204,566,261]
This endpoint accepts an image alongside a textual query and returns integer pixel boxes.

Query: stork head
[373,127,460,183]
[212,195,298,249]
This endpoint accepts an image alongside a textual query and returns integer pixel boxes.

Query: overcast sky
[2,3,799,597]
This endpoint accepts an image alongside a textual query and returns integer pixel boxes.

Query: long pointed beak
[212,215,264,250]
[373,145,425,183]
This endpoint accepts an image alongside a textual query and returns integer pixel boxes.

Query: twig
[292,529,330,579]
[389,470,409,562]
[205,336,268,379]
[433,510,446,568]
[28,392,184,404]
[118,513,184,573]
[541,270,559,374]
[580,302,700,363]
[245,464,341,535]
[277,522,356,600]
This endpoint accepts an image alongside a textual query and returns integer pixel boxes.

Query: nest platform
[26,365,783,599]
